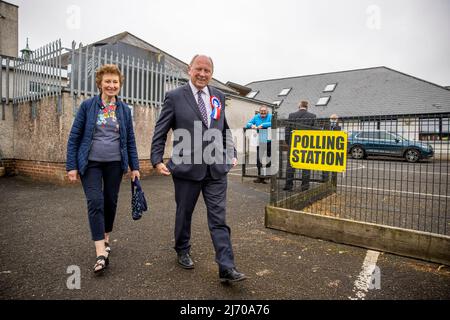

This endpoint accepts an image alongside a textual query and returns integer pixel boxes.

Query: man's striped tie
[197,90,208,126]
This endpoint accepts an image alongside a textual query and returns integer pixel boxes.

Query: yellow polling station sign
[289,130,348,172]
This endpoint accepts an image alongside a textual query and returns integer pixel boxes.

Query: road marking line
[338,184,450,199]
[368,167,450,176]
[349,250,380,300]
[346,164,366,171]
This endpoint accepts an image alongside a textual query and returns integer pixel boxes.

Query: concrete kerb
[265,205,450,266]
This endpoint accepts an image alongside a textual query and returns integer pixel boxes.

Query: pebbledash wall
[0,91,172,184]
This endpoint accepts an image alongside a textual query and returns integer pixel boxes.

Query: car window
[357,132,367,138]
[360,132,380,139]
[380,132,395,140]
[359,132,371,139]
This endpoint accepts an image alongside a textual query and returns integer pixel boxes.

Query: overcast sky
[8,0,450,86]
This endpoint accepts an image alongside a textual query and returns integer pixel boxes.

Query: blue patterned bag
[131,178,148,220]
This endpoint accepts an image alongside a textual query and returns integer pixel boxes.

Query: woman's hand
[68,170,78,182]
[131,170,140,182]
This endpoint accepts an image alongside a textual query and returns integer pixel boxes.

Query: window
[278,88,291,96]
[29,81,59,95]
[419,117,450,141]
[246,91,259,99]
[443,118,450,141]
[379,131,395,140]
[358,132,380,139]
[316,96,330,106]
[379,120,398,134]
[323,83,337,92]
[272,100,283,106]
[419,118,439,133]
[389,132,406,141]
[443,118,449,133]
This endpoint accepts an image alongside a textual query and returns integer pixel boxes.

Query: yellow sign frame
[289,130,348,172]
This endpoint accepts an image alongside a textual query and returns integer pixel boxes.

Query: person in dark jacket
[283,100,317,191]
[66,64,140,273]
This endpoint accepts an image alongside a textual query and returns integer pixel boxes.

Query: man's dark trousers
[285,161,310,190]
[257,141,272,177]
[172,166,235,272]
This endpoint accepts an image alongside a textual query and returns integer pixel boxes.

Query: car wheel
[351,146,365,159]
[405,149,420,163]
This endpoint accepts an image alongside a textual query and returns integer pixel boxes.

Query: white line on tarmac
[349,250,380,300]
[338,184,450,199]
[368,167,450,176]
[345,164,366,171]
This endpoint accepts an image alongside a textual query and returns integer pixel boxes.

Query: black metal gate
[250,112,450,236]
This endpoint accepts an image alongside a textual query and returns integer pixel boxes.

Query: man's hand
[156,162,171,176]
[68,170,78,182]
[251,125,257,129]
[130,170,140,182]
[257,125,263,129]
[232,158,238,168]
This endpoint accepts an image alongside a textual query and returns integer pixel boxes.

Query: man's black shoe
[219,268,247,283]
[253,178,263,183]
[177,253,194,269]
[283,185,293,191]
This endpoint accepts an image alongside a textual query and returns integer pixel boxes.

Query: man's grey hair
[189,54,214,71]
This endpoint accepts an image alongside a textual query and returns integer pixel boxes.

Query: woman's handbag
[131,177,148,220]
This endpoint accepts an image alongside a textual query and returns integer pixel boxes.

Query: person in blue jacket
[66,64,140,273]
[246,105,272,183]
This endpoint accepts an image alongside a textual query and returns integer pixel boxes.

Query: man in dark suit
[150,55,246,283]
[283,100,317,191]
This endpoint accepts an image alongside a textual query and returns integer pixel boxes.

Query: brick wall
[1,158,16,176]
[14,160,67,184]
[137,159,154,176]
[1,91,260,184]
[6,159,156,184]
[2,92,167,184]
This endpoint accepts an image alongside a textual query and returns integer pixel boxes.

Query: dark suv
[348,130,434,163]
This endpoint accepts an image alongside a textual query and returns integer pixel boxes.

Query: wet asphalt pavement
[0,171,449,300]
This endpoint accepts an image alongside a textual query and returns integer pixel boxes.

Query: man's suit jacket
[323,123,342,131]
[285,109,317,143]
[151,84,236,181]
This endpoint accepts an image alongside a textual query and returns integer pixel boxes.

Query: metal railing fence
[254,112,450,235]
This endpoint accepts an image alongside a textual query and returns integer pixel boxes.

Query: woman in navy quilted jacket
[66,64,140,273]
